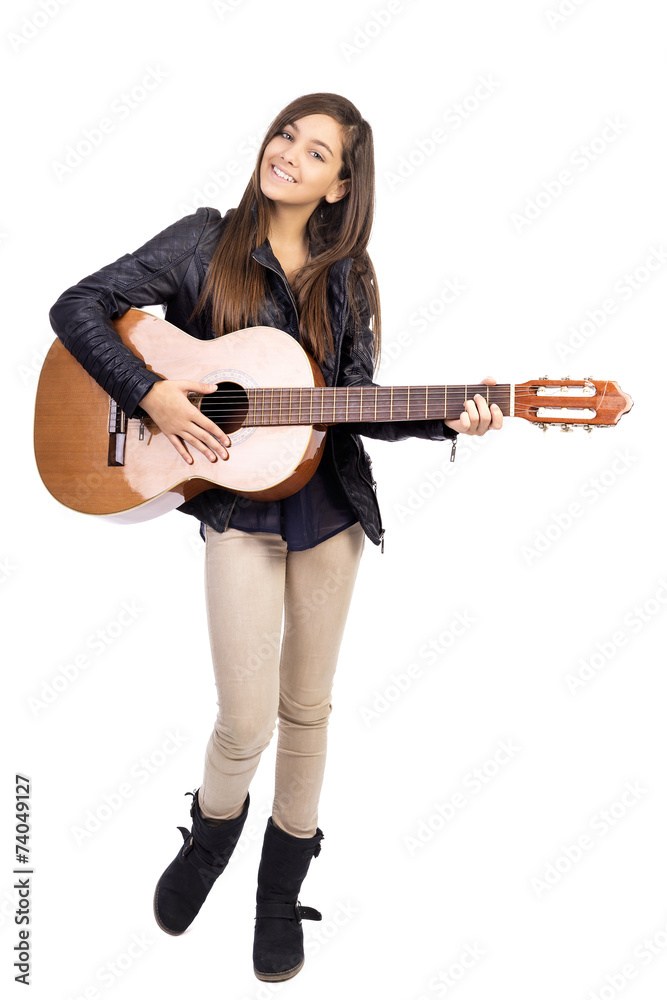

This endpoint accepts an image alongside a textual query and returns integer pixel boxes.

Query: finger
[463,398,480,432]
[481,375,497,386]
[179,430,224,464]
[166,433,194,465]
[179,380,217,394]
[189,416,230,457]
[195,414,232,451]
[473,393,492,433]
[490,403,504,429]
[184,426,232,463]
[186,386,232,450]
[179,388,231,451]
[175,381,229,448]
[447,410,471,433]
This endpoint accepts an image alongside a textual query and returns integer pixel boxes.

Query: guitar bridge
[107,398,127,466]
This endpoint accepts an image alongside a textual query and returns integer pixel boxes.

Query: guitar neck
[245,384,514,425]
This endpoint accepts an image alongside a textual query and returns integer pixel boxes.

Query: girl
[49,92,503,982]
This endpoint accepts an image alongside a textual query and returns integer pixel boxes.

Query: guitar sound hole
[200,381,248,435]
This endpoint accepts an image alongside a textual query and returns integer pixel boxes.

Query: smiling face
[259,113,351,214]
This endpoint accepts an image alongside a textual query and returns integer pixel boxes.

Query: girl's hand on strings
[444,376,504,436]
[139,380,231,465]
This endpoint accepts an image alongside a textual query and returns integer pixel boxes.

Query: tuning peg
[582,424,593,434]
[536,422,548,432]
[560,424,573,432]
[561,375,571,380]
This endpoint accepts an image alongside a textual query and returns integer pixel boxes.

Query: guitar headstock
[514,377,633,431]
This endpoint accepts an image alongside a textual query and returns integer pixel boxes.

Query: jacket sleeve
[48,206,218,419]
[338,278,458,444]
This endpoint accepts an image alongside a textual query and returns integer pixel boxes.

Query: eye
[278,131,324,160]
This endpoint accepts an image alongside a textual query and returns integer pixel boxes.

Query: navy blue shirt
[226,432,358,550]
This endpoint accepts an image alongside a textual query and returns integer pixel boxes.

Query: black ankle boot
[253,816,324,981]
[153,788,250,936]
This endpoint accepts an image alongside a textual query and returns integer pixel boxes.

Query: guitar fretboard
[244,384,513,425]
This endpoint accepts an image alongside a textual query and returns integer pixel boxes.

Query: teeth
[273,165,295,182]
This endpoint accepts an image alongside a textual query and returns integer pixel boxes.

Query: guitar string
[191,384,605,421]
[191,387,595,397]
[193,395,597,408]
[192,387,602,409]
[111,383,612,422]
[194,399,602,418]
[188,383,601,393]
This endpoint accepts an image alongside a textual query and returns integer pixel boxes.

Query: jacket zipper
[255,258,301,318]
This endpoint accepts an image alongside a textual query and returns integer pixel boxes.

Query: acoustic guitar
[33,309,633,523]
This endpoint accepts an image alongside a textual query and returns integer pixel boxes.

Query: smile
[271,164,296,183]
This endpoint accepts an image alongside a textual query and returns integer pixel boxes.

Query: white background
[2,1,666,998]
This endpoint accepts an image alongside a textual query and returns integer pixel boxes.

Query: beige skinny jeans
[198,521,365,838]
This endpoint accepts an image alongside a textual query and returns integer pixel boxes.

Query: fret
[425,386,428,420]
[445,384,447,420]
[407,386,410,420]
[346,386,349,422]
[374,387,377,421]
[390,386,393,420]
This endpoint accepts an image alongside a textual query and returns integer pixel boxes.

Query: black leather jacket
[48,206,457,548]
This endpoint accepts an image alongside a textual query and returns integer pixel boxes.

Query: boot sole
[253,958,304,982]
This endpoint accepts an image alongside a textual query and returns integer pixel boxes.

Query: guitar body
[35,307,633,524]
[34,310,327,523]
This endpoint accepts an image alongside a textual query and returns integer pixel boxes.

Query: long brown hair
[190,93,381,370]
